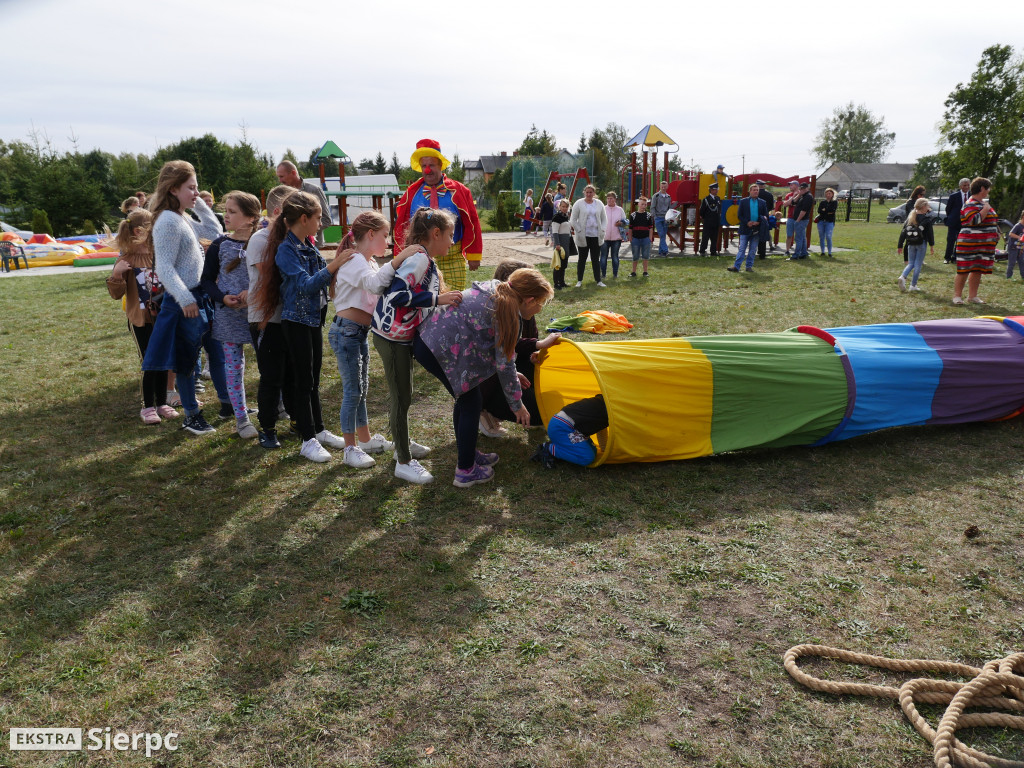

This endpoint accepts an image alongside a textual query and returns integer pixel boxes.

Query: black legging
[576,237,601,283]
[281,315,325,441]
[413,336,480,471]
[250,321,295,433]
[129,321,167,409]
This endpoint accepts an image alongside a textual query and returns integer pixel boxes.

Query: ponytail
[492,268,553,359]
[253,214,289,329]
[115,208,154,268]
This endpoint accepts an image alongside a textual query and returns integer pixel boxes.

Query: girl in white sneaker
[255,191,349,462]
[372,208,464,484]
[328,212,421,468]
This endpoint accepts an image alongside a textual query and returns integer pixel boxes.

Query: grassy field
[1,220,1022,767]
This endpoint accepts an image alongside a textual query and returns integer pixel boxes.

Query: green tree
[447,153,465,182]
[909,153,942,192]
[29,154,107,236]
[940,44,1024,179]
[226,136,277,196]
[577,133,587,154]
[387,152,402,177]
[517,124,557,156]
[812,103,895,168]
[938,44,1024,217]
[372,152,387,175]
[32,208,52,235]
[153,134,232,194]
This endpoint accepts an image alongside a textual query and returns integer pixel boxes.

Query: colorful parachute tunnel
[533,316,1024,466]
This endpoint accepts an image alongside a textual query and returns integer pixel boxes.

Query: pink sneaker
[156,404,179,419]
[139,407,161,425]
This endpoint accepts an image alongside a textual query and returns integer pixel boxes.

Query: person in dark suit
[756,180,775,258]
[698,183,722,256]
[944,178,971,263]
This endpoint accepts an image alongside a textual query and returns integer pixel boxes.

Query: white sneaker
[596,281,607,287]
[395,459,433,484]
[315,429,346,449]
[236,420,258,439]
[409,440,431,459]
[479,414,508,438]
[343,445,376,469]
[908,285,921,292]
[897,275,906,292]
[300,438,331,463]
[358,433,394,453]
[575,281,583,288]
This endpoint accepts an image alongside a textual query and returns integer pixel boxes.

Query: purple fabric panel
[911,318,1024,423]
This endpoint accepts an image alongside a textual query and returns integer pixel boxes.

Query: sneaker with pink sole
[156,404,179,419]
[139,407,161,425]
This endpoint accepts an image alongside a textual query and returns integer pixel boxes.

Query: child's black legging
[577,237,601,283]
[413,336,481,471]
[281,318,325,442]
[250,321,294,434]
[130,321,166,409]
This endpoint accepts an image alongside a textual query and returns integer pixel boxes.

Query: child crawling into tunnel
[531,394,608,469]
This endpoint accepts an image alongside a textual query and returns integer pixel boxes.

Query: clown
[394,138,483,291]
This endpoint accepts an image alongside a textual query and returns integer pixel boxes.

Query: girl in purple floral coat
[414,268,554,488]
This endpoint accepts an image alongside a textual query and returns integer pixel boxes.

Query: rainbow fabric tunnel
[533,316,1024,466]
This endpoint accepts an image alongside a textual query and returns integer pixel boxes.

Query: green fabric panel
[687,331,848,453]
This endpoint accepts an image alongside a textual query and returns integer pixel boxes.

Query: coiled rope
[784,645,1024,768]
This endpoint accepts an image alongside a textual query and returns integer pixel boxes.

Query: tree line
[812,44,1024,218]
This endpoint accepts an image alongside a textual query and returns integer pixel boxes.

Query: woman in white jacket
[568,184,606,287]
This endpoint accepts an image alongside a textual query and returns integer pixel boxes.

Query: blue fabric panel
[823,323,942,441]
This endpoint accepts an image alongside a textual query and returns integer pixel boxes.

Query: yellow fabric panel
[534,338,714,466]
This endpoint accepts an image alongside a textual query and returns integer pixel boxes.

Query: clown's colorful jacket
[394,175,483,265]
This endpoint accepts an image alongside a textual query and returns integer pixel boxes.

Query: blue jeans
[600,239,621,278]
[328,318,370,433]
[900,243,927,286]
[734,234,758,270]
[141,289,210,415]
[817,221,834,255]
[793,220,808,257]
[631,237,651,265]
[201,323,229,404]
[655,216,668,254]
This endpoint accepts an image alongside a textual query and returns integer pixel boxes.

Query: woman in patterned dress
[953,177,998,305]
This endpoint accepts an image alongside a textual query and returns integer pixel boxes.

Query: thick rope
[784,645,1024,768]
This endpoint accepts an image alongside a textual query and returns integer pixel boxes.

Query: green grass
[1,219,1023,767]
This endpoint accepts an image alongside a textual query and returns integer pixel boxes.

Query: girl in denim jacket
[255,191,349,463]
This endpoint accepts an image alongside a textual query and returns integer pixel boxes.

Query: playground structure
[684,172,818,255]
[535,315,1024,467]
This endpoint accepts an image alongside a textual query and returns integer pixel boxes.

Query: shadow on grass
[1,377,1021,698]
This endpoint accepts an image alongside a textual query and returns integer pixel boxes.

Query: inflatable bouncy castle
[534,316,1024,466]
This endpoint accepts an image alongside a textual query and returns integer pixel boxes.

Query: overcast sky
[5,0,1023,182]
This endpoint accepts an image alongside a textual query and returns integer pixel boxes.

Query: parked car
[0,220,33,240]
[887,199,947,224]
[872,188,898,199]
